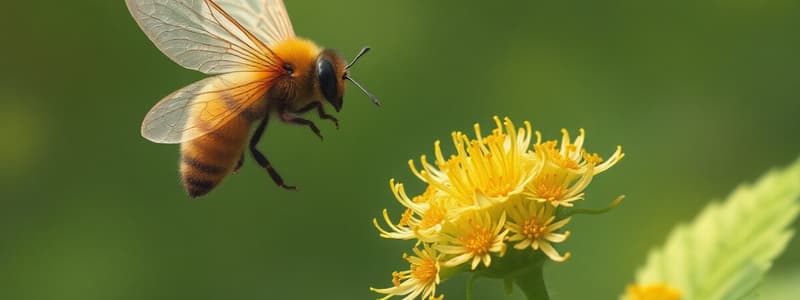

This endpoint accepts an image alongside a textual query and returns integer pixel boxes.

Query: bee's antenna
[344,46,380,107]
[345,47,371,70]
[345,75,381,107]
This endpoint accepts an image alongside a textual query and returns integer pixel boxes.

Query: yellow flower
[436,210,509,270]
[409,117,541,210]
[506,199,572,262]
[525,129,624,207]
[372,116,625,299]
[374,181,451,242]
[622,283,682,300]
[371,244,443,300]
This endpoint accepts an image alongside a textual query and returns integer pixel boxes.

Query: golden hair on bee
[126,0,379,197]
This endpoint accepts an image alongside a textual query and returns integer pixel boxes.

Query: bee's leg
[280,111,323,140]
[232,152,244,174]
[250,116,297,190]
[292,102,339,129]
[315,104,339,129]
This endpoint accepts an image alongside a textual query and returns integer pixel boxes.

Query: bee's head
[315,47,380,112]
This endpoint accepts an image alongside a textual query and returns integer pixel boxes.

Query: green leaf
[752,270,800,299]
[629,158,800,300]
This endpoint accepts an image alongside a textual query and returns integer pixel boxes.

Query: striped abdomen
[180,116,252,198]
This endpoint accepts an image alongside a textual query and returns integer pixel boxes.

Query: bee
[126,0,379,197]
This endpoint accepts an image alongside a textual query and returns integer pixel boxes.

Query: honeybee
[126,0,379,197]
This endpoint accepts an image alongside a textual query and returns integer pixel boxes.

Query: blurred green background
[1,0,799,299]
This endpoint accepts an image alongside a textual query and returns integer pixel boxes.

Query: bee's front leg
[292,101,339,129]
[280,110,323,140]
[315,104,339,130]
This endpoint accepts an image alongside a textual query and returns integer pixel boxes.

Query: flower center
[472,137,519,198]
[418,202,446,230]
[410,258,438,284]
[462,226,493,256]
[535,181,567,200]
[532,171,569,201]
[413,186,437,203]
[482,175,515,198]
[521,218,547,240]
[399,208,414,227]
[539,141,579,169]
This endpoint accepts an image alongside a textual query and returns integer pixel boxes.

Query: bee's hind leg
[250,116,297,190]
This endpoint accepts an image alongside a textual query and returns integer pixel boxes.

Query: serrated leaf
[629,158,800,300]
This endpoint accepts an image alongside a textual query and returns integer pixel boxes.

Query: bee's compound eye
[317,58,342,111]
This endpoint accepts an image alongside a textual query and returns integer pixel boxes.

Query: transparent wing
[126,0,283,74]
[216,0,295,46]
[141,72,272,144]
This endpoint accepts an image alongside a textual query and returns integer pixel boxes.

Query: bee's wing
[215,0,295,47]
[126,0,283,74]
[141,72,273,144]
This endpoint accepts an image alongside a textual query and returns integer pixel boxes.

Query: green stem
[513,264,549,300]
[466,273,478,300]
[563,195,624,218]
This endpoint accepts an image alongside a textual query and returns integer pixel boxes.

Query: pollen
[410,257,439,285]
[391,271,402,287]
[417,202,446,230]
[482,175,516,198]
[413,186,437,203]
[399,208,414,227]
[532,179,568,201]
[521,218,549,240]
[583,152,603,164]
[462,226,494,256]
[538,141,579,169]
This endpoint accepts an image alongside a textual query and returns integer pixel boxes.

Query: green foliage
[631,158,800,300]
[754,270,800,299]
